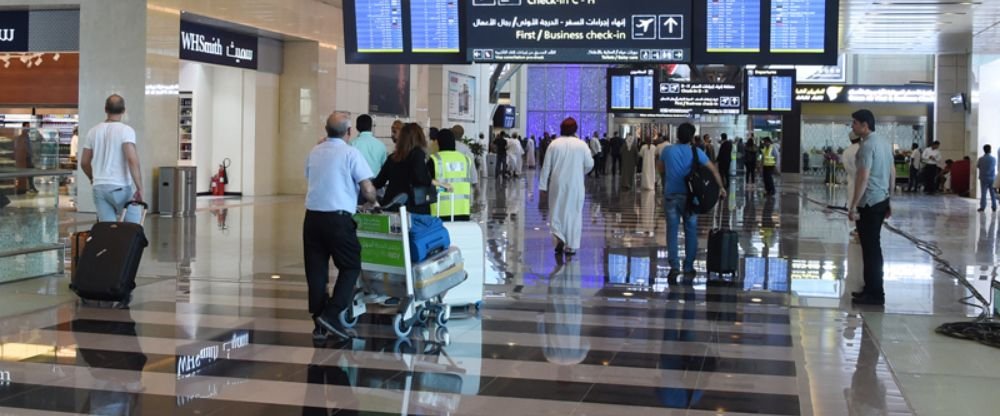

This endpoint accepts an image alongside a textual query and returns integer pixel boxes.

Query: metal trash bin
[158,166,197,217]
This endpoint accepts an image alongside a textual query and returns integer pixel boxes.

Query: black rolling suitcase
[71,201,149,305]
[706,206,739,279]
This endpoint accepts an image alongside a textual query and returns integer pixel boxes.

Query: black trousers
[856,199,889,298]
[718,160,731,190]
[303,211,362,318]
[611,154,622,174]
[923,166,939,193]
[495,153,508,177]
[745,161,757,184]
[763,166,776,194]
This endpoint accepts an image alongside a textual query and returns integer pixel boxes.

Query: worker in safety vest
[430,129,474,221]
[761,137,780,196]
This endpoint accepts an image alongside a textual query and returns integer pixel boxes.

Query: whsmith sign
[180,20,257,70]
[0,11,29,52]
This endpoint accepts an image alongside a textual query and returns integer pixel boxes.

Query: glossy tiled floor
[1,171,998,415]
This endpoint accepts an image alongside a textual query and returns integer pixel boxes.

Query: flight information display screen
[633,75,655,110]
[343,0,468,64]
[411,0,460,52]
[747,75,770,111]
[356,0,404,52]
[610,75,632,110]
[771,0,826,53]
[745,68,796,113]
[706,0,761,53]
[468,0,692,63]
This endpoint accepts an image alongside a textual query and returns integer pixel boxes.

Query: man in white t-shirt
[81,95,144,223]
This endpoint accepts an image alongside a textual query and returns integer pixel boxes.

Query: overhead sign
[656,82,742,116]
[468,0,692,63]
[0,11,29,52]
[795,85,934,104]
[607,68,656,112]
[180,20,258,70]
[746,69,796,113]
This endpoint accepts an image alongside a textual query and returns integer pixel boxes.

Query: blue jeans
[664,194,698,272]
[981,179,998,210]
[93,184,141,223]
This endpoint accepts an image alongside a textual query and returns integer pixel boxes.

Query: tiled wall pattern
[526,65,608,139]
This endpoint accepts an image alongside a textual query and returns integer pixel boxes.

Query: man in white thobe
[539,118,594,256]
[507,135,525,177]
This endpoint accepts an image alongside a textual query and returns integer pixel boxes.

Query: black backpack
[686,146,720,214]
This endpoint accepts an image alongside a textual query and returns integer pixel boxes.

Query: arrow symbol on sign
[664,17,679,33]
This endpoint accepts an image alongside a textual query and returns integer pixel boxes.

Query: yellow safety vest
[430,151,473,219]
[762,145,777,167]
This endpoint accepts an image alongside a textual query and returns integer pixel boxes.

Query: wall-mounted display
[606,68,656,113]
[693,0,839,65]
[468,0,691,63]
[447,72,476,122]
[368,65,411,116]
[745,68,796,113]
[343,0,468,64]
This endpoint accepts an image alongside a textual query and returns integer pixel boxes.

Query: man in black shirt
[493,133,508,178]
[717,133,733,190]
[610,134,625,175]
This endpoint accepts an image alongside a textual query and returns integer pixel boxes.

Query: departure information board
[633,75,655,110]
[706,0,761,52]
[770,75,794,110]
[469,0,692,63]
[610,75,632,110]
[771,0,826,53]
[411,0,460,52]
[745,69,796,113]
[356,0,404,52]
[747,75,770,111]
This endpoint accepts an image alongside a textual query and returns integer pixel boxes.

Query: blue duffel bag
[409,214,451,262]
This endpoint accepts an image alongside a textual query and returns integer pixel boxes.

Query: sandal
[554,239,565,253]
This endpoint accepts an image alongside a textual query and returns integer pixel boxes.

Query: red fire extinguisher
[210,158,231,196]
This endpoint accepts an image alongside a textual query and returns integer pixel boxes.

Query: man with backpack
[656,123,726,279]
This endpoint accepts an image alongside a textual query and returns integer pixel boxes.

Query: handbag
[411,185,438,206]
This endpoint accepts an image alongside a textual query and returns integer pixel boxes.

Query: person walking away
[921,141,942,194]
[640,138,657,191]
[539,118,594,257]
[656,123,726,279]
[430,129,474,220]
[13,122,39,194]
[304,112,379,340]
[848,109,894,306]
[351,114,388,178]
[600,134,610,175]
[610,134,625,175]
[80,95,144,223]
[620,134,638,190]
[716,133,733,190]
[761,138,779,196]
[978,145,998,212]
[373,123,445,215]
[525,135,536,169]
[843,132,862,208]
[506,133,525,177]
[744,138,758,188]
[588,133,602,178]
[451,125,479,184]
[492,133,508,178]
[907,143,922,192]
[702,134,717,161]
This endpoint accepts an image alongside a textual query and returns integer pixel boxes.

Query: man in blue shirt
[978,145,998,212]
[656,123,726,279]
[351,114,388,177]
[304,112,378,341]
[848,109,894,306]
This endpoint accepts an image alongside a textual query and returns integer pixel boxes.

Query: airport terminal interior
[2,0,1000,415]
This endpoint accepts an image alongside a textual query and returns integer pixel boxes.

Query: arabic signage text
[180,20,258,70]
[468,0,691,63]
[0,11,28,52]
[795,85,934,104]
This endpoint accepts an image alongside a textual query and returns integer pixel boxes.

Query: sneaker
[851,295,885,306]
[315,314,355,340]
[979,208,985,212]
[312,323,328,341]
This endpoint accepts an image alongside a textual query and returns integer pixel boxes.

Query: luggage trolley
[346,203,467,338]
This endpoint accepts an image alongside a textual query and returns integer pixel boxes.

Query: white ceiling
[841,0,1000,54]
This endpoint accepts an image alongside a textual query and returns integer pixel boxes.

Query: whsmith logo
[0,28,15,43]
[181,31,223,56]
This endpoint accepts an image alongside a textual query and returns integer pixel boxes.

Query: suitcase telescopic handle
[119,200,149,224]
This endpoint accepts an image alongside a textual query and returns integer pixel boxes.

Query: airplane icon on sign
[636,18,655,32]
[632,15,657,40]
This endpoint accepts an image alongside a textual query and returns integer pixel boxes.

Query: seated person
[937,159,954,192]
